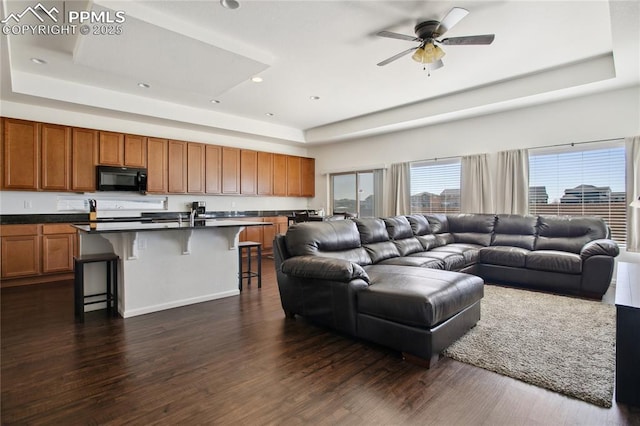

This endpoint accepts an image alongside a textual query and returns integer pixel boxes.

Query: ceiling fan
[376,7,495,72]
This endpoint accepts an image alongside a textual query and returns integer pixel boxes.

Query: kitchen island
[73,219,267,318]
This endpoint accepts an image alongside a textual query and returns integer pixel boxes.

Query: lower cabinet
[1,223,77,287]
[238,216,288,255]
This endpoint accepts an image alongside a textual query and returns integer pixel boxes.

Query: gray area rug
[443,285,616,408]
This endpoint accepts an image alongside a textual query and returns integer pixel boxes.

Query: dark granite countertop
[73,219,269,234]
[0,210,308,225]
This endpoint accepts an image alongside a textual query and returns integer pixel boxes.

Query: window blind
[528,143,626,244]
[410,159,461,214]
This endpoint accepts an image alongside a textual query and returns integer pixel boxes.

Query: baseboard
[121,290,240,318]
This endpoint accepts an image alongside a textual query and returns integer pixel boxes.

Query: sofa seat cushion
[430,244,481,265]
[526,250,582,274]
[358,265,484,328]
[378,256,443,269]
[479,246,530,268]
[409,251,466,271]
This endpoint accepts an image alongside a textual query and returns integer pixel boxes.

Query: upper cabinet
[168,140,187,193]
[98,131,124,166]
[301,157,315,197]
[286,156,301,196]
[272,154,287,196]
[40,123,71,191]
[205,145,221,194]
[0,117,315,197]
[71,128,98,192]
[257,151,273,196]
[2,118,39,190]
[146,138,168,194]
[240,150,257,195]
[221,147,240,194]
[124,135,147,168]
[187,142,205,194]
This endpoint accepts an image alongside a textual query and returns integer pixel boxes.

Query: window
[528,143,626,243]
[331,170,383,217]
[410,159,461,214]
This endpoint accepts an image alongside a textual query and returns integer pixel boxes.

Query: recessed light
[265,112,274,117]
[251,77,263,83]
[138,82,150,88]
[310,96,320,100]
[30,58,47,65]
[220,0,240,9]
[210,99,221,104]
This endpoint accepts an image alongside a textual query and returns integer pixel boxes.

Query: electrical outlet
[138,238,147,250]
[23,200,32,209]
[231,201,236,208]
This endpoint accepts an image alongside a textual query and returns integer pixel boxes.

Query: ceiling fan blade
[435,7,469,35]
[440,34,495,45]
[377,46,418,66]
[376,30,420,42]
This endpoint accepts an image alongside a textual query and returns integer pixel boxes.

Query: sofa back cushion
[355,218,400,263]
[383,216,424,256]
[535,215,608,254]
[492,214,537,250]
[285,220,372,265]
[425,214,449,233]
[446,214,496,246]
[406,214,432,236]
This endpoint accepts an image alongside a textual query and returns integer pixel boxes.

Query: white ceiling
[1,0,638,144]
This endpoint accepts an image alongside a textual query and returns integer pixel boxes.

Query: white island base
[76,221,264,318]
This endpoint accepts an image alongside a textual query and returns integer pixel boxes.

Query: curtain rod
[411,137,625,164]
[532,137,624,150]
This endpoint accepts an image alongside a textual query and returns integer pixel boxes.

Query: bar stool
[74,253,119,323]
[238,241,262,291]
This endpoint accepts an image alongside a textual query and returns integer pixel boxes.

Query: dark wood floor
[2,259,640,425]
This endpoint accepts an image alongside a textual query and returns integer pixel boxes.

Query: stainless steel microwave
[96,166,147,193]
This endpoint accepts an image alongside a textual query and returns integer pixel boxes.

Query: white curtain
[626,136,640,252]
[461,154,493,214]
[389,162,411,216]
[495,149,529,214]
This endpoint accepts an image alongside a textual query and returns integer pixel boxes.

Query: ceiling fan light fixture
[411,43,445,64]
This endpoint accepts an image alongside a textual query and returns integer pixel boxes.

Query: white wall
[308,86,640,212]
[0,100,312,215]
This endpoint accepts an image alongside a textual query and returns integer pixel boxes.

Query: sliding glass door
[331,170,382,218]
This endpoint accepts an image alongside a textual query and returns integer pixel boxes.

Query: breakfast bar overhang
[73,220,267,318]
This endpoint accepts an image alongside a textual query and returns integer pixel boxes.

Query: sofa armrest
[281,256,370,284]
[580,239,620,260]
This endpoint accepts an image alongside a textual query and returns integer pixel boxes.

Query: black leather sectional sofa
[273,213,619,366]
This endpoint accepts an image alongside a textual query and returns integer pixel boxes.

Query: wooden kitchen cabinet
[71,127,98,192]
[124,134,147,168]
[240,150,257,195]
[168,140,187,193]
[286,156,301,196]
[98,131,125,166]
[222,147,240,194]
[262,216,288,251]
[41,224,76,274]
[187,142,205,193]
[238,216,287,254]
[146,137,168,193]
[301,157,315,197]
[40,123,71,191]
[272,154,287,196]
[257,152,273,195]
[1,225,40,279]
[1,223,77,287]
[2,118,39,190]
[205,144,221,194]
